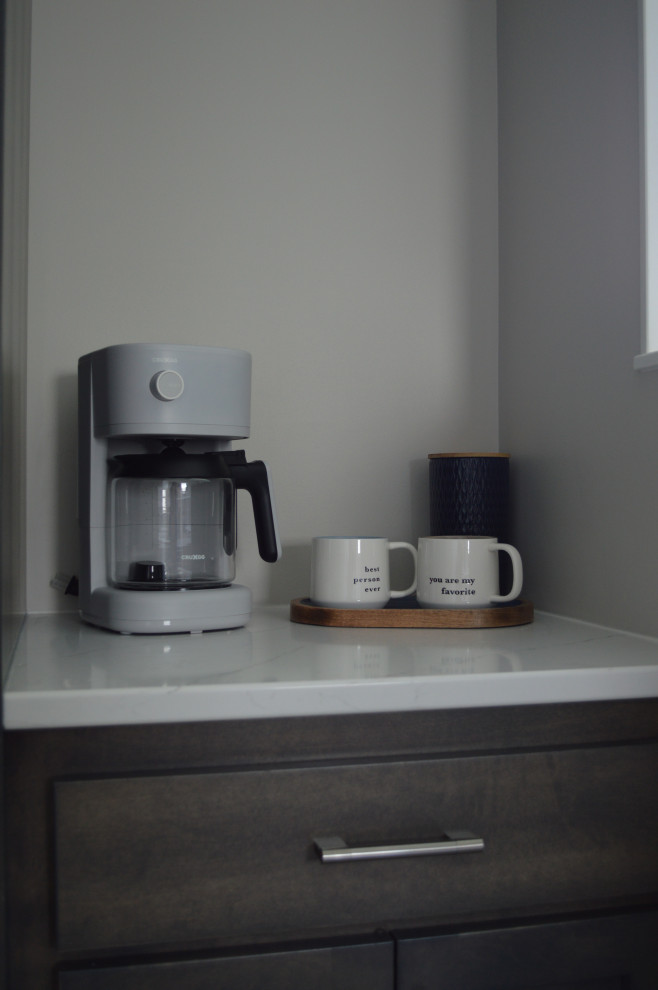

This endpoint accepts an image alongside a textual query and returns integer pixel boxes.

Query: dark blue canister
[428,452,510,541]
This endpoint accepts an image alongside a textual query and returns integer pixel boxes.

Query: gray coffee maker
[78,343,280,633]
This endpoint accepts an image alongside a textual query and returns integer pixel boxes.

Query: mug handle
[489,544,523,603]
[388,542,418,599]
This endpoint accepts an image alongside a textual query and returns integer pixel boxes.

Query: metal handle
[314,831,484,863]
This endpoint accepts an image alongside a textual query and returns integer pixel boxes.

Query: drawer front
[54,744,658,951]
[396,910,658,990]
[58,939,394,990]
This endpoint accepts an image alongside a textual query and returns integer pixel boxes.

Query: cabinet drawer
[58,938,394,990]
[396,910,658,989]
[54,744,658,951]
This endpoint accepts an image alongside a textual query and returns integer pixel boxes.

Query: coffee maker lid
[111,444,233,480]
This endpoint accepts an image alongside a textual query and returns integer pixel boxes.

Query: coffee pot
[78,343,280,633]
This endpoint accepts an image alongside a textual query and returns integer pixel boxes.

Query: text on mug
[429,577,475,585]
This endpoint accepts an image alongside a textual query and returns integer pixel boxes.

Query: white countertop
[3,606,658,729]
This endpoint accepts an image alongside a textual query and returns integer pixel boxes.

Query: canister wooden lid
[428,452,510,458]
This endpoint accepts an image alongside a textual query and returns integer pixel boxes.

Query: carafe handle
[226,454,281,563]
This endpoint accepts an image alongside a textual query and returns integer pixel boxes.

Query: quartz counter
[3,606,658,729]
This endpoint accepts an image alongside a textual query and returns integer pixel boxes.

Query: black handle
[225,453,280,563]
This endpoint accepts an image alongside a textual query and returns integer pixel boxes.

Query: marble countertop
[3,606,658,729]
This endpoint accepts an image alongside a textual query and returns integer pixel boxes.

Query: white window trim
[634,349,658,369]
[637,0,658,370]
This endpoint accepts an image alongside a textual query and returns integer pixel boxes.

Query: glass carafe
[108,474,236,590]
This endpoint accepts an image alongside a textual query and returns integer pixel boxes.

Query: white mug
[310,537,418,609]
[417,536,523,609]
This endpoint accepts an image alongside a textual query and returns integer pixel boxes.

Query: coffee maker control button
[151,370,185,401]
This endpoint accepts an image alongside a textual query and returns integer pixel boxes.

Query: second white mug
[417,535,523,609]
[310,537,418,609]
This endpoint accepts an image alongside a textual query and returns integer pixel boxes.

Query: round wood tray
[290,597,534,629]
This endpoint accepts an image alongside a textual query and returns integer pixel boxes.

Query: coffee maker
[78,343,280,633]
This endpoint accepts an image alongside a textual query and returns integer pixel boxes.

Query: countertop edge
[3,607,658,730]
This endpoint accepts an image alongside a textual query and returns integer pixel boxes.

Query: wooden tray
[290,597,534,629]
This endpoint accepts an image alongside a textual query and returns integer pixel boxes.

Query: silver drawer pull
[314,831,484,863]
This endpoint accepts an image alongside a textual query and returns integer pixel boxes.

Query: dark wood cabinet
[4,700,658,988]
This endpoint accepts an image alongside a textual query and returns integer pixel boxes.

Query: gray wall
[2,0,30,679]
[9,1,658,636]
[25,0,499,612]
[499,0,658,636]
